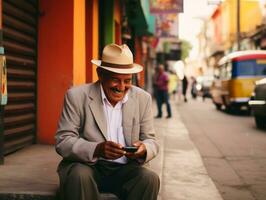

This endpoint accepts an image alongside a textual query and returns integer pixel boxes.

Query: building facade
[0,0,152,163]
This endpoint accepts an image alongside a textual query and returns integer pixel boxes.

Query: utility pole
[237,0,241,50]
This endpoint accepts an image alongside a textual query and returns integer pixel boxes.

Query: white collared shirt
[100,85,128,164]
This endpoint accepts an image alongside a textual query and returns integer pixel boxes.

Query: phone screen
[123,146,138,153]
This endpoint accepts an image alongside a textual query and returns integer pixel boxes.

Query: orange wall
[38,0,74,144]
[86,0,99,83]
[114,0,121,45]
[73,0,86,85]
[212,6,223,45]
[115,22,121,45]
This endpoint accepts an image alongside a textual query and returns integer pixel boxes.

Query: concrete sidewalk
[0,100,223,200]
[153,100,223,200]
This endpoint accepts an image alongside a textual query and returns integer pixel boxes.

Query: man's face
[100,70,132,106]
[158,65,164,73]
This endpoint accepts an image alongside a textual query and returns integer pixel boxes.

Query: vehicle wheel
[255,116,266,129]
[215,103,222,110]
[225,105,232,113]
[246,107,252,115]
[225,105,238,114]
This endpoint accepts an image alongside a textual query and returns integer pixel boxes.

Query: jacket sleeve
[55,89,98,164]
[139,94,160,163]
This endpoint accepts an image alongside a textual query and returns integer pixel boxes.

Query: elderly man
[55,44,160,200]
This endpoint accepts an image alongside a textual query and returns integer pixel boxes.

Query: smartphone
[122,146,138,153]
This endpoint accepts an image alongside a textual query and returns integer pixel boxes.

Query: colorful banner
[150,0,183,14]
[155,14,179,38]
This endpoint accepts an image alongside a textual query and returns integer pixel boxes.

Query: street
[176,97,266,200]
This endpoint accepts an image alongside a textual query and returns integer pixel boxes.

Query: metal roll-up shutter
[2,0,38,154]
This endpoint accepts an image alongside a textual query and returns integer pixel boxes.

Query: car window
[232,59,266,77]
[256,59,266,76]
[220,64,227,79]
[232,60,255,77]
[219,62,231,79]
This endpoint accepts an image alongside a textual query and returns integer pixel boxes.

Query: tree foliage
[180,39,192,61]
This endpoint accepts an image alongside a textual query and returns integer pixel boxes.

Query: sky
[179,0,218,58]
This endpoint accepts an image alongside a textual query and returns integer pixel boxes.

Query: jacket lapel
[122,89,135,146]
[88,82,108,140]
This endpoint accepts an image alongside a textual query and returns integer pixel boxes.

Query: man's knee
[139,168,160,188]
[61,164,100,200]
[67,163,95,183]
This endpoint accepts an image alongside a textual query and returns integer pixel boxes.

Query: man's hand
[94,141,125,160]
[125,141,147,160]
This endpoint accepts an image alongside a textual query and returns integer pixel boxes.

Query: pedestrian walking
[154,64,172,118]
[55,43,160,200]
[182,75,188,102]
[191,76,197,99]
[168,70,178,100]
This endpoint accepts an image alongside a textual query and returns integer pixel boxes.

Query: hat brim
[91,59,143,74]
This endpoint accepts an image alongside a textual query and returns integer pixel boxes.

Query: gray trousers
[59,160,160,200]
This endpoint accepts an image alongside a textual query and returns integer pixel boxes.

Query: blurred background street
[177,97,266,200]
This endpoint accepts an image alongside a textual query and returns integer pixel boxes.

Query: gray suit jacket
[55,81,159,166]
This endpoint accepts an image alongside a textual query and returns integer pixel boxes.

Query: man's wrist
[140,151,147,159]
[93,143,101,158]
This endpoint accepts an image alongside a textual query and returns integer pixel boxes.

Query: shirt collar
[100,84,128,106]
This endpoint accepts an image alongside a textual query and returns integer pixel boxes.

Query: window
[256,59,266,76]
[219,62,232,79]
[232,60,255,77]
[226,62,232,79]
[232,59,266,77]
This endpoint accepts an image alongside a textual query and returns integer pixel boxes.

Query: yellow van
[211,50,266,111]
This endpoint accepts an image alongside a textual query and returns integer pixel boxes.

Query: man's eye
[111,78,119,83]
[125,80,132,84]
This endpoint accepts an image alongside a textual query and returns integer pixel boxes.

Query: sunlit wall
[222,0,263,49]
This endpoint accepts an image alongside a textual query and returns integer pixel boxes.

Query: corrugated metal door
[2,0,38,154]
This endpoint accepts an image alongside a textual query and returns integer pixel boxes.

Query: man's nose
[117,81,128,91]
[117,82,125,91]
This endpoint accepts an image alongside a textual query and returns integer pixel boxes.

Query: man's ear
[96,68,103,80]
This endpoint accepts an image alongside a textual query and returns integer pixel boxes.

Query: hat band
[101,61,133,69]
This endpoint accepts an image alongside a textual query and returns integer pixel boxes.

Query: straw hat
[91,44,143,74]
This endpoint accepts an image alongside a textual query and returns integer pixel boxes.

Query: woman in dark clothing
[182,75,188,102]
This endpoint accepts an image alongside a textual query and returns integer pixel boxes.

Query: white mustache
[111,88,124,93]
